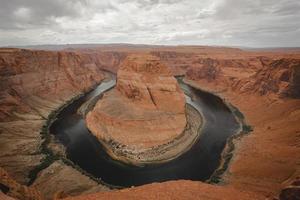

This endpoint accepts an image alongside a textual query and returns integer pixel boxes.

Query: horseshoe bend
[0,46,300,200]
[85,54,201,165]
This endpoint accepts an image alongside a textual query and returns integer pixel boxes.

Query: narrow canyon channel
[49,77,242,187]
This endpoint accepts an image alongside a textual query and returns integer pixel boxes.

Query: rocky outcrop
[233,58,300,97]
[288,62,300,97]
[0,120,45,184]
[62,180,264,200]
[186,58,222,81]
[0,49,106,122]
[185,57,300,98]
[184,55,300,199]
[0,48,122,187]
[86,54,192,164]
[67,50,127,73]
[151,51,195,75]
[184,58,231,93]
[32,161,109,200]
[116,55,186,114]
[0,167,43,200]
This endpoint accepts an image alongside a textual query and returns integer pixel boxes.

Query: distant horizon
[2,42,300,50]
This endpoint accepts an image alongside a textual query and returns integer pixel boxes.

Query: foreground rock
[0,167,43,200]
[0,120,45,184]
[33,161,109,200]
[1,166,264,200]
[63,180,264,200]
[86,55,193,164]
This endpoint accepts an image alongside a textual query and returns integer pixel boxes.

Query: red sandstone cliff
[184,56,300,200]
[0,48,124,190]
[0,48,126,122]
[185,57,300,98]
[231,58,300,97]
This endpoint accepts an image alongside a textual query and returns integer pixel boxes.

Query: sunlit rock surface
[86,54,187,157]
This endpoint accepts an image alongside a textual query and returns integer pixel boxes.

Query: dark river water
[49,78,241,187]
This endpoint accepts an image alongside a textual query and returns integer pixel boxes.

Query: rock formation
[184,54,300,199]
[232,58,300,97]
[0,48,110,122]
[0,48,121,189]
[286,60,300,97]
[186,58,222,81]
[116,55,186,114]
[0,167,43,200]
[32,161,109,200]
[185,57,300,98]
[86,54,191,164]
[62,180,264,200]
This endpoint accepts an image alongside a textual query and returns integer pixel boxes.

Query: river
[49,78,241,187]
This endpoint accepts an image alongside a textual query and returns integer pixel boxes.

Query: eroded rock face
[33,161,109,200]
[235,58,300,97]
[185,57,300,98]
[62,180,264,200]
[289,63,300,97]
[0,48,119,184]
[86,55,187,161]
[116,55,186,113]
[186,58,222,81]
[0,49,107,121]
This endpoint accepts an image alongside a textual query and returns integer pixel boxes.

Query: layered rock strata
[86,55,198,165]
[185,57,300,98]
[0,48,117,194]
[184,57,300,199]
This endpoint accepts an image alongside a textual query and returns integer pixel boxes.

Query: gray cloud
[272,0,300,15]
[0,0,299,47]
[0,0,85,29]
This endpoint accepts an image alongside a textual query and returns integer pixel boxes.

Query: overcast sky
[0,0,299,47]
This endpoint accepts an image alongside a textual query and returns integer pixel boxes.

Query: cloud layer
[0,0,299,47]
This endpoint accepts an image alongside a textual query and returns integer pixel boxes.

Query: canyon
[0,45,300,200]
